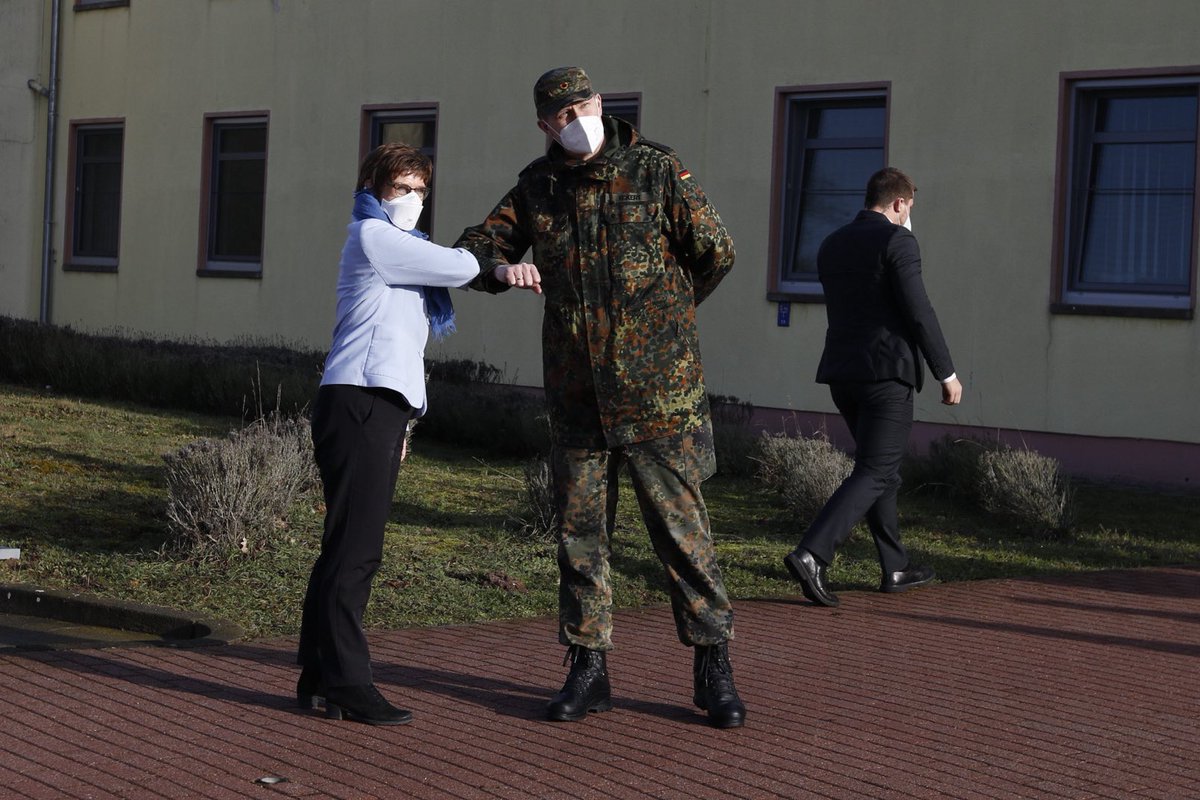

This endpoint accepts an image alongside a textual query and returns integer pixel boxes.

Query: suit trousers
[552,425,734,651]
[800,380,914,574]
[298,384,412,688]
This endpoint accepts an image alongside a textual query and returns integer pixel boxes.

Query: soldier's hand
[494,262,542,294]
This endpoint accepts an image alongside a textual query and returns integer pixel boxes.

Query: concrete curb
[0,582,244,650]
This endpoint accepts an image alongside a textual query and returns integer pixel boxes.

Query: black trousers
[298,384,412,688]
[800,380,914,574]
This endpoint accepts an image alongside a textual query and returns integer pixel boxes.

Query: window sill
[1050,302,1193,321]
[63,262,117,273]
[767,290,825,303]
[198,265,263,279]
[75,0,129,10]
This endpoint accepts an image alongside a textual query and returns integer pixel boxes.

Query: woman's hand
[494,262,543,294]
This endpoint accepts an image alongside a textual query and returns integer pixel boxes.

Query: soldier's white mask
[902,212,913,232]
[382,192,423,231]
[557,115,605,156]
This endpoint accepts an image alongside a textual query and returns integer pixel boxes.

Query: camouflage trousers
[552,423,734,650]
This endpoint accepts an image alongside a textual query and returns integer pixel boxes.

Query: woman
[296,143,538,725]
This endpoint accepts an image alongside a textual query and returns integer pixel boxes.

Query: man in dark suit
[784,167,962,607]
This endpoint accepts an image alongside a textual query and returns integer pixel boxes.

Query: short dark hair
[864,167,916,209]
[356,143,432,200]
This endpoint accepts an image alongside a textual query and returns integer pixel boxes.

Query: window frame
[768,83,890,302]
[1051,67,1200,320]
[197,111,270,278]
[601,92,642,130]
[361,104,440,236]
[63,118,124,273]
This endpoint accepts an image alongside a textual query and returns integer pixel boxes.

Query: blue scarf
[351,190,456,339]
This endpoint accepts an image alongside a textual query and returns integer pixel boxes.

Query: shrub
[709,393,758,477]
[0,316,323,417]
[163,413,319,560]
[755,431,853,526]
[977,447,1074,537]
[904,434,1005,498]
[509,456,558,541]
[421,360,551,458]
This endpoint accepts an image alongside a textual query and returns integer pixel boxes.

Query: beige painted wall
[0,0,48,320]
[14,0,1200,449]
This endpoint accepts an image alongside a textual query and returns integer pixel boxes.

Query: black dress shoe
[693,642,746,729]
[880,564,936,593]
[547,645,612,722]
[296,665,325,710]
[783,548,839,607]
[324,684,413,725]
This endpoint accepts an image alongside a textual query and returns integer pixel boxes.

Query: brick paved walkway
[2,567,1197,799]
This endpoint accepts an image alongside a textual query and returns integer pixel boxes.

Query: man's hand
[941,376,963,405]
[494,262,542,294]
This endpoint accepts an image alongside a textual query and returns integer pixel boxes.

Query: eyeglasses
[390,182,429,201]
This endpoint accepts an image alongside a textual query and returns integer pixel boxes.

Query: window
[363,105,438,234]
[602,93,641,130]
[64,120,123,272]
[199,114,269,276]
[769,86,888,299]
[1054,71,1200,318]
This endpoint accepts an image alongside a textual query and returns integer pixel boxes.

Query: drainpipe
[30,0,62,325]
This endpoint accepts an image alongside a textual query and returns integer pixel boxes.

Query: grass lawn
[2,383,1198,640]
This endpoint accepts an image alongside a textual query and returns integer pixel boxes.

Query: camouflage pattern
[458,113,736,649]
[458,115,735,449]
[533,66,595,116]
[552,422,733,650]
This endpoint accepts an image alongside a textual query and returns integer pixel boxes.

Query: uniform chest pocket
[605,201,660,225]
[605,202,664,293]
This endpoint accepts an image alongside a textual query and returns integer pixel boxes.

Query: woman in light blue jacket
[296,143,539,726]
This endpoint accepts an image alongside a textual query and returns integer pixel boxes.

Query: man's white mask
[557,115,605,156]
[382,193,423,231]
[902,212,913,232]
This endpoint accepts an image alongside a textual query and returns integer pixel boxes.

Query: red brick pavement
[1,567,1197,799]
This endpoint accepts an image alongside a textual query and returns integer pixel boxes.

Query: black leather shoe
[880,564,936,593]
[296,665,325,710]
[324,684,413,725]
[547,645,612,721]
[783,548,839,607]
[693,642,746,729]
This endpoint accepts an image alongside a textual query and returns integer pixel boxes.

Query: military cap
[534,66,595,117]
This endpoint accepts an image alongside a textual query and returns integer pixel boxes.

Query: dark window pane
[805,147,883,192]
[1066,83,1198,301]
[1097,94,1197,134]
[73,126,123,262]
[208,121,267,264]
[779,95,885,287]
[1079,193,1191,288]
[379,120,435,150]
[809,105,886,139]
[218,126,268,154]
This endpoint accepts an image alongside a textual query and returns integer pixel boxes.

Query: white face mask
[557,114,606,156]
[902,212,913,231]
[381,192,423,231]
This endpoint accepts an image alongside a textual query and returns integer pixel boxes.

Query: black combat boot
[693,642,746,729]
[546,645,612,721]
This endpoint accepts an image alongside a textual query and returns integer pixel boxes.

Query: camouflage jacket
[458,116,734,448]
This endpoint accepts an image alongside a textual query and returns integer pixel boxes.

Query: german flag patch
[678,169,692,180]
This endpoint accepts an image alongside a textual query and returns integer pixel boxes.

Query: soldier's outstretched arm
[455,188,533,294]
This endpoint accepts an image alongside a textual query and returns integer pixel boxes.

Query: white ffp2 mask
[557,115,605,156]
[382,192,423,231]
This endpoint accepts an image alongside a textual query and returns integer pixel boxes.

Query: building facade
[4,0,1199,486]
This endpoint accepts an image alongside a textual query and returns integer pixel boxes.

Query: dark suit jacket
[815,209,954,392]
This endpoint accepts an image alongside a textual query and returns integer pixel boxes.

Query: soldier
[457,67,745,728]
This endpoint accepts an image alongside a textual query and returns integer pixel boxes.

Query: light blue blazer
[320,219,481,417]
